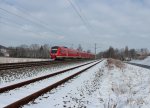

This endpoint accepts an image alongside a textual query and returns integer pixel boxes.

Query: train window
[51,49,57,53]
[51,46,58,54]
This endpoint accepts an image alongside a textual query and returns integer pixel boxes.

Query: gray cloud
[0,0,150,52]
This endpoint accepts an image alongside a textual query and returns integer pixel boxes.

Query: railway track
[0,60,102,108]
[0,60,54,70]
[0,60,89,71]
[127,62,150,69]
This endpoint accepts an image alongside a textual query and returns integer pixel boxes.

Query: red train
[50,46,95,60]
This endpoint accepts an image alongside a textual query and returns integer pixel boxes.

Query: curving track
[0,60,102,108]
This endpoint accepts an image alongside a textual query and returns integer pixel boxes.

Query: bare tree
[129,49,136,59]
[108,46,115,58]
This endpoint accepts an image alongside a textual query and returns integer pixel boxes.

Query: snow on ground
[130,56,150,66]
[21,59,150,108]
[0,57,50,64]
[0,61,99,108]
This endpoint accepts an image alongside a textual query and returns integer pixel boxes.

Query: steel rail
[4,60,101,108]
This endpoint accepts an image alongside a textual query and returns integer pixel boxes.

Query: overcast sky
[0,0,150,52]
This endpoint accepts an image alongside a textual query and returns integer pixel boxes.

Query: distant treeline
[97,46,150,61]
[8,44,50,58]
[1,44,150,60]
[1,44,89,59]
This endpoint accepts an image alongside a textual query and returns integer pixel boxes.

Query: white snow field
[0,57,50,64]
[131,56,150,66]
[22,59,150,108]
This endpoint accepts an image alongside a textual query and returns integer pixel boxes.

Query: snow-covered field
[1,59,150,108]
[130,56,150,66]
[0,57,50,64]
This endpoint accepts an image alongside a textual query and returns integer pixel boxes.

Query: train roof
[51,46,68,48]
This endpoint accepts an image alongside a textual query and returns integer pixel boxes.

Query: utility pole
[95,43,96,59]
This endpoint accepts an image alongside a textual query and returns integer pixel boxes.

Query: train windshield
[51,46,58,54]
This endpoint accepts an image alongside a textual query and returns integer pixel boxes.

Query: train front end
[50,46,59,60]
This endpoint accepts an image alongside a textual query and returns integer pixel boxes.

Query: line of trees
[3,44,149,60]
[97,46,149,61]
[1,44,92,58]
[8,44,50,58]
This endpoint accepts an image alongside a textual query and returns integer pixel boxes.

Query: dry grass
[106,58,125,70]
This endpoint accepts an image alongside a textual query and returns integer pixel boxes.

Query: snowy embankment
[97,59,150,108]
[130,56,150,66]
[22,59,150,108]
[0,57,51,64]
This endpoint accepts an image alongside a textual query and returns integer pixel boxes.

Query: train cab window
[51,49,57,53]
[51,46,58,54]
